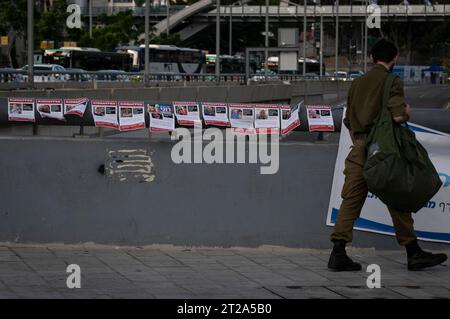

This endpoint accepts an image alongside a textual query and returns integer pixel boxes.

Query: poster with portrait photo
[118,101,145,131]
[64,98,89,117]
[91,100,119,129]
[229,103,256,134]
[254,104,281,134]
[8,98,35,122]
[280,102,301,135]
[201,102,230,127]
[173,101,201,126]
[306,105,335,131]
[36,99,65,121]
[148,102,175,132]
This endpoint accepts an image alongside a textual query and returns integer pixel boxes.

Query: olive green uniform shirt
[344,64,407,135]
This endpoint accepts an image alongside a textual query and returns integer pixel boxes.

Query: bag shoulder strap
[373,73,398,126]
[382,73,397,111]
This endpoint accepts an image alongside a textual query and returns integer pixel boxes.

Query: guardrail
[209,4,450,17]
[78,5,187,17]
[0,70,346,88]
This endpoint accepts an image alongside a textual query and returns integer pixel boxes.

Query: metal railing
[207,4,450,17]
[0,70,348,86]
[78,5,187,17]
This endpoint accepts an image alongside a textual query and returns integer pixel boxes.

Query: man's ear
[392,54,399,66]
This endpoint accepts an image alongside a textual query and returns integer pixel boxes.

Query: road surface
[404,84,450,109]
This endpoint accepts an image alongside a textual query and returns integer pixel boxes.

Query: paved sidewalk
[0,244,449,299]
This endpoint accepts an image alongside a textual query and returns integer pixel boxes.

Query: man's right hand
[393,103,411,123]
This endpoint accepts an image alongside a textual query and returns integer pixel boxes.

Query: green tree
[78,11,142,51]
[0,0,27,67]
[150,32,181,46]
[35,0,68,46]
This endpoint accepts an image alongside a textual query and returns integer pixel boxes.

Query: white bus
[116,45,206,74]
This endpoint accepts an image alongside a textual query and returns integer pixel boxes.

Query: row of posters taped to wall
[6,98,335,134]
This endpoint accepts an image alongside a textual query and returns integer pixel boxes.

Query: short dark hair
[370,39,398,63]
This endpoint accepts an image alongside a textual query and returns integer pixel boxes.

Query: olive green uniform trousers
[330,139,417,246]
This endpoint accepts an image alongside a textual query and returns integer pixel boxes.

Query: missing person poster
[8,98,35,122]
[254,104,281,134]
[173,101,201,126]
[327,113,450,243]
[91,100,119,129]
[148,102,175,132]
[201,102,230,127]
[306,105,335,132]
[280,102,301,135]
[64,98,89,117]
[229,103,255,134]
[118,101,145,131]
[36,99,65,121]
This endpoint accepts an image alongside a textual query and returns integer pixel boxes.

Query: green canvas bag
[363,73,442,213]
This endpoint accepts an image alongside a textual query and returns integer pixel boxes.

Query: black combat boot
[328,240,362,272]
[406,240,448,271]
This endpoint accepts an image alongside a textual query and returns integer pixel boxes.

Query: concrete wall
[0,134,448,250]
[0,81,350,105]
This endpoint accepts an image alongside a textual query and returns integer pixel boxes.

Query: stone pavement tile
[90,287,155,299]
[120,273,169,282]
[275,269,331,284]
[237,287,283,299]
[0,262,32,273]
[175,283,231,295]
[0,251,22,262]
[134,281,181,290]
[388,286,450,299]
[139,259,186,268]
[95,255,144,266]
[78,277,133,289]
[125,248,165,256]
[241,275,295,287]
[326,286,407,299]
[154,292,195,299]
[57,289,114,299]
[164,251,208,261]
[9,286,65,299]
[1,275,48,287]
[198,248,241,256]
[264,286,345,299]
[0,289,17,299]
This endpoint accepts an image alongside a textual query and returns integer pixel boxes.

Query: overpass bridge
[155,4,450,40]
[82,3,450,40]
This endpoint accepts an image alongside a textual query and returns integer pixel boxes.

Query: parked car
[348,70,364,80]
[331,71,349,81]
[21,64,67,82]
[249,70,281,83]
[65,68,91,82]
[0,67,22,83]
[95,70,130,82]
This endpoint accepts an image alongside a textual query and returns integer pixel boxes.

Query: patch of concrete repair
[105,149,155,183]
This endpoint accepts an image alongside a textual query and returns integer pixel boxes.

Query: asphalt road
[404,84,450,109]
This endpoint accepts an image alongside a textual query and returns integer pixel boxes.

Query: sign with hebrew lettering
[327,113,450,243]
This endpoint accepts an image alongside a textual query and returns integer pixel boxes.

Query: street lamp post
[216,0,221,82]
[167,0,170,35]
[265,0,269,77]
[364,0,368,72]
[89,0,93,38]
[229,6,232,56]
[320,7,323,77]
[335,0,339,75]
[303,0,307,76]
[27,0,34,89]
[145,0,150,86]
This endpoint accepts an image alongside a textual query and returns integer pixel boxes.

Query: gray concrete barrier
[0,81,350,105]
[0,135,447,250]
